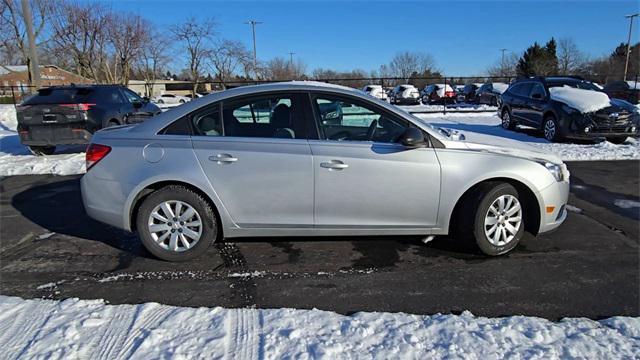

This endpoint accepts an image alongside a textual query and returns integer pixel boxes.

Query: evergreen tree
[516,38,559,77]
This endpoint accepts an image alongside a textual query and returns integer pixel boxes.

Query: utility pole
[245,20,262,80]
[21,0,41,91]
[288,52,295,66]
[500,48,508,77]
[624,13,639,81]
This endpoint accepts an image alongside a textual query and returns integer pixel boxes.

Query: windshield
[547,80,602,92]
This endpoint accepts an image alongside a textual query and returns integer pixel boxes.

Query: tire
[455,182,524,256]
[543,115,561,142]
[157,99,164,104]
[179,99,185,104]
[136,185,218,261]
[501,109,515,130]
[29,146,55,156]
[607,136,628,144]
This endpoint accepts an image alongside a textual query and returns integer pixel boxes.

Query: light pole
[624,13,639,81]
[288,52,295,79]
[500,48,507,78]
[245,20,262,80]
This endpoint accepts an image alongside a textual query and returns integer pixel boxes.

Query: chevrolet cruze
[81,82,569,261]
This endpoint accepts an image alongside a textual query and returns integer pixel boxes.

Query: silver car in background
[81,82,569,261]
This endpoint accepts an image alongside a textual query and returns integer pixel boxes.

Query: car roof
[42,84,122,89]
[129,81,421,135]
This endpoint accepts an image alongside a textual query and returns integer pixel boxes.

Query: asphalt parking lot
[0,161,638,320]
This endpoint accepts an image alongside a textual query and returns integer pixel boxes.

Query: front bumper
[19,124,92,146]
[397,97,420,104]
[537,177,570,234]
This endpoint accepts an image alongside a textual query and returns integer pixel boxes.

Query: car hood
[438,129,563,164]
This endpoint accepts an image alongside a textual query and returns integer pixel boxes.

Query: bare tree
[104,14,149,84]
[50,1,111,81]
[558,37,585,75]
[135,29,170,97]
[1,0,54,68]
[486,52,519,79]
[388,51,437,81]
[171,17,216,95]
[209,39,251,89]
[264,56,307,81]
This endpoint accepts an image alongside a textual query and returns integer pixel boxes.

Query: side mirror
[133,100,143,109]
[398,127,426,148]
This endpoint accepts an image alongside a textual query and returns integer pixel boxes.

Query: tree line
[487,37,639,83]
[2,0,636,95]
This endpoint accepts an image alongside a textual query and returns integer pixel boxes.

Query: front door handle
[320,160,348,170]
[209,153,238,164]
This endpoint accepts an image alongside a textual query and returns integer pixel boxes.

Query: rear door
[191,92,315,228]
[309,93,441,228]
[522,83,547,126]
[509,83,533,121]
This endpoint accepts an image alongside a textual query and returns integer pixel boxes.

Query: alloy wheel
[501,112,511,129]
[544,119,556,141]
[484,194,522,246]
[147,200,203,252]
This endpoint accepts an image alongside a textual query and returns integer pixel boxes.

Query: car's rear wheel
[29,146,56,156]
[157,99,164,104]
[136,185,217,261]
[607,136,628,144]
[455,182,524,256]
[543,115,561,142]
[501,109,515,130]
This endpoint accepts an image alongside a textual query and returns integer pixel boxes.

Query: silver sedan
[81,82,569,261]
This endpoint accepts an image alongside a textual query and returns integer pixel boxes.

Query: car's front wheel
[543,115,561,142]
[136,185,217,261]
[607,136,628,144]
[29,146,55,156]
[456,182,524,256]
[501,109,515,130]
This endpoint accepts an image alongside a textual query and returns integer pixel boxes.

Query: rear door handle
[209,153,238,164]
[320,160,348,170]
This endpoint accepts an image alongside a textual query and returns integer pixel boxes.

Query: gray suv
[81,82,569,261]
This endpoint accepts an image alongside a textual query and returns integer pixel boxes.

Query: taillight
[61,103,96,111]
[445,91,455,97]
[85,143,111,170]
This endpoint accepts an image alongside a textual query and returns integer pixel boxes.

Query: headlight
[537,161,564,182]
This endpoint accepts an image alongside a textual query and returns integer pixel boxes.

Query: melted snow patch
[0,295,639,359]
[549,86,612,113]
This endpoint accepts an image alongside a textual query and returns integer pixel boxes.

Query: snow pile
[549,86,611,113]
[1,296,638,359]
[0,104,85,176]
[492,82,509,94]
[0,104,17,131]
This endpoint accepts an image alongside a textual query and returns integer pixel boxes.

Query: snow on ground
[0,295,638,359]
[416,113,640,161]
[0,104,85,176]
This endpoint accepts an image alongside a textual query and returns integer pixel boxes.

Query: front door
[191,93,315,228]
[309,94,441,228]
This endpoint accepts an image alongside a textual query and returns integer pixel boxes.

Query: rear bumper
[81,172,133,231]
[19,125,92,146]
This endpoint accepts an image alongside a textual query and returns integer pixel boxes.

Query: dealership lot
[0,160,637,319]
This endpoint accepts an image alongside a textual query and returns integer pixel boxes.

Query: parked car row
[361,82,510,106]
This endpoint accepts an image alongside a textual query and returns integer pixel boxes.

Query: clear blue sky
[103,0,639,76]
